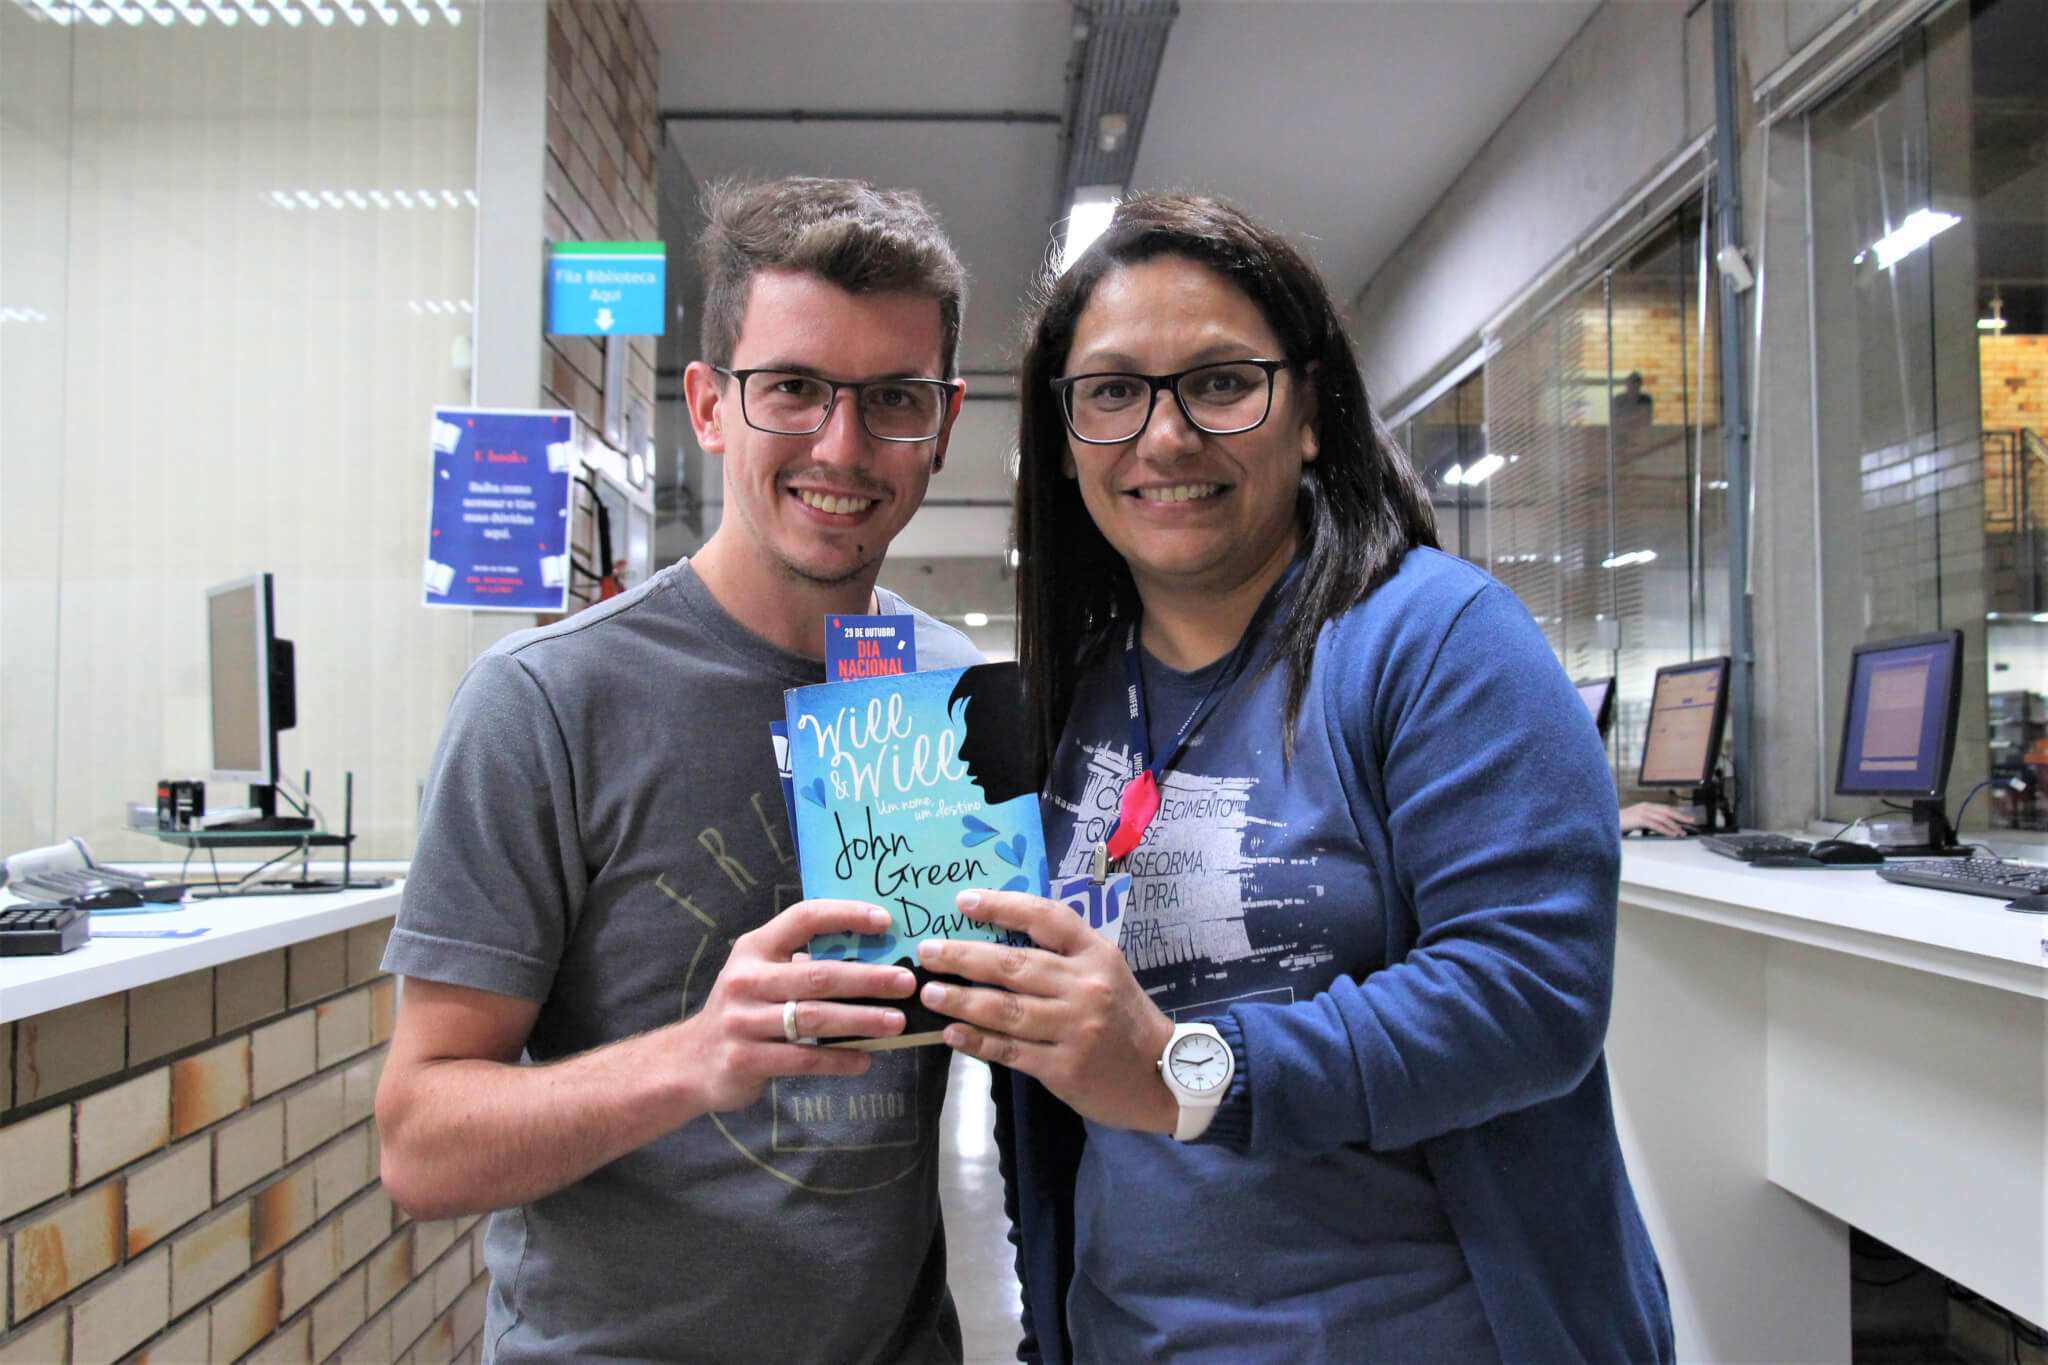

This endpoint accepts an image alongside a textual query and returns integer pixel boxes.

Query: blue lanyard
[1097,565,1298,876]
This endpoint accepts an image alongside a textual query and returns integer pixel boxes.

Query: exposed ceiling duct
[1057,0,1179,214]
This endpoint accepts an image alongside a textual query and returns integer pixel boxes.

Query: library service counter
[1,882,404,1026]
[1612,841,2046,1363]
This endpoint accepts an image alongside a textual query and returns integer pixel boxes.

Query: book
[783,661,1048,1048]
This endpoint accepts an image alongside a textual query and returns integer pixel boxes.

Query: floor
[940,1056,1027,1363]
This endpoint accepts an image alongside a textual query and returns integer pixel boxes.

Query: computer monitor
[206,573,297,819]
[1834,629,1965,853]
[1638,656,1734,831]
[1574,676,1616,739]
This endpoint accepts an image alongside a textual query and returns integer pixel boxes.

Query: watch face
[1167,1033,1230,1093]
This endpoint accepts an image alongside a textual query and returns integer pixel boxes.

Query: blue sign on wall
[423,407,575,612]
[547,241,666,336]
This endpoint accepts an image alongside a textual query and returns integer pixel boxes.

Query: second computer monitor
[1638,656,1731,788]
[1834,629,1964,800]
[1575,676,1616,739]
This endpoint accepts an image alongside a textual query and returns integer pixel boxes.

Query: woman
[914,194,1672,1363]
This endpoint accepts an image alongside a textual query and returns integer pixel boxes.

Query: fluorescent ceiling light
[1979,295,2007,332]
[963,612,990,628]
[1461,453,1505,485]
[1600,549,1658,569]
[268,188,473,211]
[1059,187,1120,274]
[2033,613,2048,624]
[1854,208,1961,271]
[1442,464,1463,487]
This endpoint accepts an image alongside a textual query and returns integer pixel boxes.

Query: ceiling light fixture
[963,612,990,628]
[1979,293,2008,332]
[1059,185,1120,274]
[1460,453,1505,486]
[1096,113,1127,154]
[1855,207,1961,271]
[1600,549,1658,569]
[267,187,474,210]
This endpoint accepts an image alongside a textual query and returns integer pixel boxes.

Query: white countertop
[1620,841,2048,997]
[1,881,404,1024]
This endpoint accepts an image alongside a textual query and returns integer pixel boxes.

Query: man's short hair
[698,177,967,377]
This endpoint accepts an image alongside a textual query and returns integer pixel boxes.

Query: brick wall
[1979,336,2047,530]
[0,922,489,1364]
[1981,335,2048,433]
[542,0,661,612]
[1575,280,1721,425]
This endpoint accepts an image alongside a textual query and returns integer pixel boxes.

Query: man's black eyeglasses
[714,367,962,443]
[1051,359,1291,445]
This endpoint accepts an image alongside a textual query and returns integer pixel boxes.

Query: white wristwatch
[1157,1022,1234,1142]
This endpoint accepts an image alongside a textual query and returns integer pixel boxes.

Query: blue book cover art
[768,720,798,854]
[784,661,1048,1048]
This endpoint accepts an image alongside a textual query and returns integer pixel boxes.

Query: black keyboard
[1875,858,2048,899]
[1701,833,1815,861]
[0,905,89,955]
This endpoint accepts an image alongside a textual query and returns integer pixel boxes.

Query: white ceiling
[650,0,1601,374]
[648,0,1600,581]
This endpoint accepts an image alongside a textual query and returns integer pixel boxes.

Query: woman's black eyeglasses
[1050,359,1290,445]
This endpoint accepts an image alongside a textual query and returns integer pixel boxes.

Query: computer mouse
[1807,840,1886,865]
[2003,893,2048,914]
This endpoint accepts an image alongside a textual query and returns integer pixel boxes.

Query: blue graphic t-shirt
[1044,629,1496,1363]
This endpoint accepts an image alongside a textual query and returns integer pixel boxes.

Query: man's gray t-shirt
[384,561,981,1365]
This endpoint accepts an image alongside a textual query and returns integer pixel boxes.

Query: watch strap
[1195,1013,1253,1151]
[1161,1021,1233,1143]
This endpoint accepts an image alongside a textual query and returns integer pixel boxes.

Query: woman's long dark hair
[1014,192,1438,781]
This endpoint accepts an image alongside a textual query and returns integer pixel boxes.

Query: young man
[376,178,979,1364]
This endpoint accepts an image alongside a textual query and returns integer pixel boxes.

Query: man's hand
[682,899,920,1113]
[377,899,917,1219]
[1620,802,1697,838]
[915,890,1178,1135]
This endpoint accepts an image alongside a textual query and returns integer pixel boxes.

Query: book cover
[783,661,1048,1048]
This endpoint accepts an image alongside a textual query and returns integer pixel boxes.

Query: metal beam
[661,108,1061,125]
[1713,0,1756,826]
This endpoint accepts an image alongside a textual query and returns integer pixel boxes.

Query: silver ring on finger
[782,998,803,1043]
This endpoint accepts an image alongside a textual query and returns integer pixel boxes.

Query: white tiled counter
[1609,841,2048,1364]
[0,882,494,1364]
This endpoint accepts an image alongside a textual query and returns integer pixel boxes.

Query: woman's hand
[917,889,1180,1134]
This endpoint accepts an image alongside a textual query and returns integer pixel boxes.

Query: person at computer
[913,193,1672,1361]
[1621,801,1697,837]
[374,178,982,1364]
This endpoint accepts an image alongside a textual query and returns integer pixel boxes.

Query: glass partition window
[1479,205,1726,792]
[1407,371,1487,565]
[1808,0,2048,832]
[1,11,480,860]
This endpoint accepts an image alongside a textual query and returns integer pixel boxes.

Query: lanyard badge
[1094,624,1235,881]
[1088,563,1300,886]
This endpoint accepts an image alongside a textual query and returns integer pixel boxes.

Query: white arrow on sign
[595,307,615,332]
